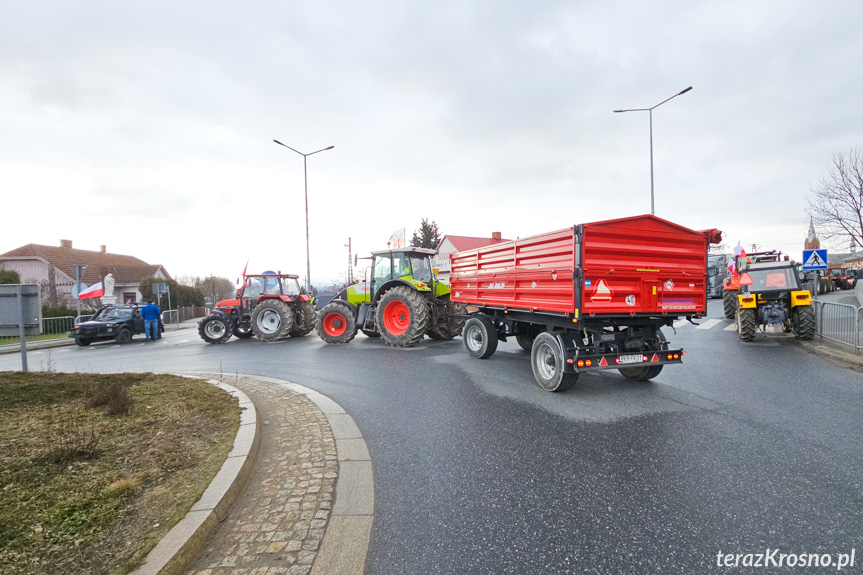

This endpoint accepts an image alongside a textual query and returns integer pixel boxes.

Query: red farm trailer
[450,214,722,391]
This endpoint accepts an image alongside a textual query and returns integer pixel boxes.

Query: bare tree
[807,147,863,250]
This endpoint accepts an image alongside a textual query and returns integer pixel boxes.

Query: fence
[0,316,79,346]
[814,301,863,353]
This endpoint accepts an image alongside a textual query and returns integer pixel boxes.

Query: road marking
[696,319,722,330]
[724,323,737,331]
[674,320,688,328]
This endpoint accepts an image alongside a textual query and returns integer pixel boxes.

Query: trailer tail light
[567,358,574,364]
[741,296,755,304]
[795,294,809,300]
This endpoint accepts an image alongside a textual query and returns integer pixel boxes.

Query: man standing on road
[141,300,161,341]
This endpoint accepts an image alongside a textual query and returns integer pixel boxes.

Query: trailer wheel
[737,308,757,341]
[361,329,380,338]
[251,300,294,341]
[792,305,815,340]
[462,316,498,359]
[515,333,534,351]
[290,301,316,337]
[376,286,430,347]
[199,314,233,344]
[722,289,738,319]
[317,302,358,344]
[531,332,578,392]
[619,365,664,381]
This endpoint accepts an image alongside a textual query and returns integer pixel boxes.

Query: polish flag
[78,282,104,299]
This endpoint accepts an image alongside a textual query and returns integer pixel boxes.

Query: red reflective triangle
[599,356,608,367]
[651,353,659,363]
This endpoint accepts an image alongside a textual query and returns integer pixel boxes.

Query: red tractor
[198,272,315,344]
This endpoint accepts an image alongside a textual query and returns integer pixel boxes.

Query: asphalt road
[3,299,862,574]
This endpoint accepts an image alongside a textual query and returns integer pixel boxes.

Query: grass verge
[0,372,240,575]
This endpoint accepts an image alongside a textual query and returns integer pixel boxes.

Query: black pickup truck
[69,304,162,346]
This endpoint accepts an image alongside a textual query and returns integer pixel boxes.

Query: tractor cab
[368,248,439,299]
[240,273,302,301]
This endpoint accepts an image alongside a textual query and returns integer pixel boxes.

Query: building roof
[0,243,170,284]
[439,235,510,252]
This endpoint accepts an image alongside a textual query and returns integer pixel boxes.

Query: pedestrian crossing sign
[802,249,828,270]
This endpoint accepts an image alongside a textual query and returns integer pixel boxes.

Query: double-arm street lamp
[614,86,692,215]
[273,140,334,293]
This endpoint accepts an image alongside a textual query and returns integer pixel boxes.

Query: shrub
[85,383,135,416]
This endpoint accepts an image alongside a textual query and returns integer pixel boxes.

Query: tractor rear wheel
[199,314,233,344]
[792,305,816,340]
[290,301,316,337]
[737,308,757,341]
[462,316,498,359]
[376,286,430,347]
[723,289,738,319]
[531,332,578,392]
[251,300,294,341]
[317,302,358,344]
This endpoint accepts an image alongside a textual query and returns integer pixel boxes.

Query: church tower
[804,218,820,250]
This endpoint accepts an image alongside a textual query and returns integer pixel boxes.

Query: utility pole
[345,237,353,284]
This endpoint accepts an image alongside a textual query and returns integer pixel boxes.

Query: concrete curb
[798,339,863,370]
[130,377,261,575]
[242,375,375,575]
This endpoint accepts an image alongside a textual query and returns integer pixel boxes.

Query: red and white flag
[389,228,405,248]
[78,282,104,299]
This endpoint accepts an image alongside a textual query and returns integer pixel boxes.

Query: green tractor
[316,247,464,347]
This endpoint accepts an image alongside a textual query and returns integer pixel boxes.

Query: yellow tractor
[735,258,815,341]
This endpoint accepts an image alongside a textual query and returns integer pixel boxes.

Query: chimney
[492,232,502,241]
[100,245,107,253]
[60,239,72,249]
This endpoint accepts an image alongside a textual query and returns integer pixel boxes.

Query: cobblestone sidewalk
[185,375,338,575]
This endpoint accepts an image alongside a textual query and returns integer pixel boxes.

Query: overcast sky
[3,1,862,286]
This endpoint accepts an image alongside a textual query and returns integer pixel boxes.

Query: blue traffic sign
[802,249,828,270]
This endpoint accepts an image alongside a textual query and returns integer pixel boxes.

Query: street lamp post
[273,140,334,294]
[614,86,692,215]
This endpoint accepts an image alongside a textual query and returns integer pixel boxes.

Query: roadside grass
[0,333,68,346]
[0,372,240,575]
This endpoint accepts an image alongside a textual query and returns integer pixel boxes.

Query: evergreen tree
[410,218,441,249]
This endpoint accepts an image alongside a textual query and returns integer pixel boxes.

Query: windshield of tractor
[410,256,432,282]
[830,269,844,278]
[394,253,412,278]
[741,266,800,291]
[282,278,301,295]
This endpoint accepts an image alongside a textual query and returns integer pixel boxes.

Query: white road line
[724,323,737,331]
[673,320,688,328]
[696,319,722,330]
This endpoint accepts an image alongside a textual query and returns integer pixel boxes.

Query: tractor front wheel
[199,314,233,344]
[317,302,358,344]
[375,287,430,347]
[531,332,578,392]
[723,289,738,319]
[792,305,816,340]
[737,308,757,341]
[251,300,294,341]
[462,316,498,359]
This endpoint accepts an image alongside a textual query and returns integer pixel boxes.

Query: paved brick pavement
[185,374,338,575]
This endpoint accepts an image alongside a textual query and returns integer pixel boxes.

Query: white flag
[389,228,405,248]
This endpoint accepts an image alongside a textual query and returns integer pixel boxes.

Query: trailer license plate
[619,354,642,364]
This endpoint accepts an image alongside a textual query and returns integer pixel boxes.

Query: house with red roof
[433,232,509,282]
[0,240,171,306]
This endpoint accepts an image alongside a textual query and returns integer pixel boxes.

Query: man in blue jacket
[141,300,162,341]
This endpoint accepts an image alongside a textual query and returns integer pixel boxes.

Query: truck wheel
[199,314,232,344]
[737,308,757,341]
[515,332,534,351]
[376,286,430,347]
[792,305,816,340]
[75,337,92,347]
[290,301,316,337]
[115,328,132,344]
[251,300,294,341]
[722,289,738,319]
[531,332,578,392]
[463,316,498,359]
[317,302,358,344]
[361,329,380,338]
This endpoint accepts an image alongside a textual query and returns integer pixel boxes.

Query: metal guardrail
[162,310,179,325]
[814,301,862,353]
[0,315,82,346]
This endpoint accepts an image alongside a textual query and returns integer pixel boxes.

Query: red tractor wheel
[316,302,358,344]
[375,286,429,347]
